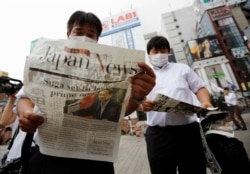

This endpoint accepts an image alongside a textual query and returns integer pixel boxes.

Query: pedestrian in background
[223,87,247,130]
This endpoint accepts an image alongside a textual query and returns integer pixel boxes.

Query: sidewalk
[234,112,250,158]
[114,134,150,174]
[0,113,249,174]
[114,112,250,174]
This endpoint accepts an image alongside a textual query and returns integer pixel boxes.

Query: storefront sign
[208,6,231,21]
[101,9,141,37]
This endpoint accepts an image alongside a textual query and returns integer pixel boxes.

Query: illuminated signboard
[101,9,141,37]
[203,0,213,3]
[208,6,231,21]
[202,0,227,10]
[187,35,224,62]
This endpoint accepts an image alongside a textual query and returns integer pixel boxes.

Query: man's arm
[0,94,17,126]
[196,87,213,108]
[17,98,44,132]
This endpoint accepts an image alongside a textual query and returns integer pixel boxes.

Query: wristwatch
[131,96,146,105]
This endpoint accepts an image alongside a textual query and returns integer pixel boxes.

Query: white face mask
[150,53,169,67]
[68,35,97,43]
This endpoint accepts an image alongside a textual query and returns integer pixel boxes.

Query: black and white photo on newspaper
[22,38,145,162]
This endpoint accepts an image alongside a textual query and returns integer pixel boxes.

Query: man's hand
[17,98,44,133]
[141,99,156,112]
[200,101,214,109]
[125,62,155,116]
[19,111,44,133]
[125,62,156,115]
[130,62,156,100]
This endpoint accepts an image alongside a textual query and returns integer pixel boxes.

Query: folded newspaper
[151,94,233,137]
[152,93,217,114]
[200,111,234,137]
[23,38,145,162]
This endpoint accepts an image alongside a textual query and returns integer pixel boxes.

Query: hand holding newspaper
[23,38,145,162]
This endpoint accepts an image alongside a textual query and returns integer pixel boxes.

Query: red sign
[100,9,141,37]
[111,11,137,25]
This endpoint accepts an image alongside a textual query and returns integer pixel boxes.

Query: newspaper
[151,93,234,135]
[23,38,145,162]
[152,93,209,114]
[200,111,234,138]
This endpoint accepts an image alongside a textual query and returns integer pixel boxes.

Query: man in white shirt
[223,87,247,130]
[141,36,213,174]
[16,10,156,174]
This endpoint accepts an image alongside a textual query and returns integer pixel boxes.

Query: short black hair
[146,36,170,54]
[224,87,229,91]
[67,10,102,36]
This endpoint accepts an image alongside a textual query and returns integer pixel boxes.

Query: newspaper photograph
[23,38,145,162]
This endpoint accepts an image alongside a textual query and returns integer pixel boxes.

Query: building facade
[194,0,250,105]
[161,0,250,106]
[161,6,198,64]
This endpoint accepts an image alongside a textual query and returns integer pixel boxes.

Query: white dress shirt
[224,92,237,106]
[146,63,205,126]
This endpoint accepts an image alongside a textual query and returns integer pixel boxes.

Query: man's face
[68,23,99,42]
[224,89,229,95]
[148,47,169,67]
[149,48,168,56]
[98,90,112,102]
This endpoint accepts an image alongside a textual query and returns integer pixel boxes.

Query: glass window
[218,17,244,48]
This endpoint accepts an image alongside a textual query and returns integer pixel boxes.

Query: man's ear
[66,32,69,38]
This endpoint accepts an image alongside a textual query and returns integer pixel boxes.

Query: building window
[217,17,244,48]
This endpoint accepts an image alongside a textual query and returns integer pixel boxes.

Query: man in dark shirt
[95,88,121,122]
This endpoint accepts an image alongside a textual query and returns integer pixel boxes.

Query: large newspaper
[23,38,145,162]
